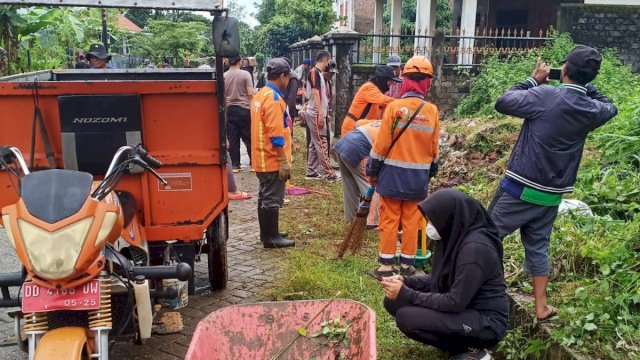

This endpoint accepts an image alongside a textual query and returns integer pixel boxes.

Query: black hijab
[418,189,503,294]
[370,76,391,94]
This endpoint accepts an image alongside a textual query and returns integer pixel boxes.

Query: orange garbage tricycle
[0,68,230,290]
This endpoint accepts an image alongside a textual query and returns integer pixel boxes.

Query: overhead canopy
[0,0,222,11]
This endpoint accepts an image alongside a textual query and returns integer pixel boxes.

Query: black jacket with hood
[397,189,509,338]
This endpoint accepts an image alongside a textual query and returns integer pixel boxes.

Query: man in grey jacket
[489,45,617,321]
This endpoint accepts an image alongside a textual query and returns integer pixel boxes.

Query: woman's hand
[380,278,403,300]
[382,275,404,283]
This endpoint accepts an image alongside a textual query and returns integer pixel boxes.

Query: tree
[226,2,258,56]
[0,5,24,74]
[255,0,277,26]
[252,0,336,56]
[173,11,211,25]
[0,6,114,74]
[130,20,212,65]
[125,8,152,28]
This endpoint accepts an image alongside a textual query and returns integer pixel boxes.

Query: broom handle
[364,186,375,200]
[421,219,427,255]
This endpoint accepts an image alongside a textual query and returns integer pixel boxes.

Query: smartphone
[548,68,561,81]
[368,272,384,281]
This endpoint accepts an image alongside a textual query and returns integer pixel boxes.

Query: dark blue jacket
[495,78,617,194]
[334,128,372,168]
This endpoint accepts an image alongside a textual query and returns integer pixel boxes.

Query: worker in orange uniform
[366,56,440,278]
[334,120,382,227]
[251,58,296,249]
[341,65,401,136]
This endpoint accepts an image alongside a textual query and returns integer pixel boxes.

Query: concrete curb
[505,291,592,360]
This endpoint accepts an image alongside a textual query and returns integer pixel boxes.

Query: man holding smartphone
[489,46,618,321]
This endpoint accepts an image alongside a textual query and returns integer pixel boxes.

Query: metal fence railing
[352,28,553,66]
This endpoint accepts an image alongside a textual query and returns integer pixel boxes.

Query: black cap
[375,65,402,82]
[267,58,292,76]
[562,45,601,72]
[86,43,111,61]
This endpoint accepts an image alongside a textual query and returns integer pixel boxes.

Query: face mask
[426,222,441,241]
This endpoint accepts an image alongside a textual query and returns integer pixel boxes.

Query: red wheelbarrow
[185,299,377,360]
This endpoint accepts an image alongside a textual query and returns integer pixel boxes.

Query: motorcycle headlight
[1,215,16,249]
[18,217,94,280]
[95,212,118,247]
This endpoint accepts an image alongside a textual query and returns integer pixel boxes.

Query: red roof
[116,14,142,32]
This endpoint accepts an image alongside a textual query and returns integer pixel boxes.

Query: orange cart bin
[0,69,229,292]
[185,299,377,360]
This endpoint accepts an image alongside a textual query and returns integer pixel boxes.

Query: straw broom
[338,186,375,258]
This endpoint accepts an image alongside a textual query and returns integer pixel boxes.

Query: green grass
[270,131,446,360]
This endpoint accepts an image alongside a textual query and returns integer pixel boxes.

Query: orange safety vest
[368,96,440,200]
[250,85,293,172]
[342,82,396,136]
[355,120,382,146]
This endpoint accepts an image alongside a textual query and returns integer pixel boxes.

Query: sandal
[400,265,416,277]
[229,191,252,201]
[369,269,394,281]
[536,306,558,322]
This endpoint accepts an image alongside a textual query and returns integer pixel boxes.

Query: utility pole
[101,9,109,52]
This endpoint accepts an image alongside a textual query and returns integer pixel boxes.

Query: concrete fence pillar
[323,27,360,137]
[307,36,326,63]
[300,40,310,66]
[429,31,446,101]
[289,42,300,67]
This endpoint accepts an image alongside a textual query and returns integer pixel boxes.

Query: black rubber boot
[262,208,294,248]
[258,207,267,241]
[258,201,288,239]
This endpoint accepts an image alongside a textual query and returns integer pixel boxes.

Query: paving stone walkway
[0,166,285,359]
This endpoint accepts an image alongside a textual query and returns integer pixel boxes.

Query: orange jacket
[341,82,396,136]
[251,84,293,172]
[366,96,440,200]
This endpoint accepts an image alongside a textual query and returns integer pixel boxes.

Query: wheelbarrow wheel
[206,209,228,291]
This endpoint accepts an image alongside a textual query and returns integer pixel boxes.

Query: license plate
[21,280,101,313]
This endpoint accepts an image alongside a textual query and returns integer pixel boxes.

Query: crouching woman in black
[381,189,508,360]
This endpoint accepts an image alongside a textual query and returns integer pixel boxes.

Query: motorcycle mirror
[213,15,241,58]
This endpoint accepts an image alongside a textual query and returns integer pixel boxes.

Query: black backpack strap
[347,102,374,122]
[359,102,373,119]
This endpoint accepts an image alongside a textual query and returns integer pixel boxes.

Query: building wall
[428,67,472,116]
[353,0,375,33]
[336,0,349,27]
[484,0,582,35]
[560,4,640,72]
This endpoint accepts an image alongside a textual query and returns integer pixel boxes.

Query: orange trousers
[378,196,422,266]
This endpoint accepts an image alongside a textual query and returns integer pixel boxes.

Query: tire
[206,209,228,291]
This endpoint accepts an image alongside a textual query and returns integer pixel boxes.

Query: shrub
[451,32,640,359]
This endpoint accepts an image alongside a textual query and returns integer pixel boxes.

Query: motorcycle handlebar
[150,286,179,300]
[130,263,192,281]
[0,146,30,175]
[0,272,25,287]
[0,146,14,164]
[135,146,163,168]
